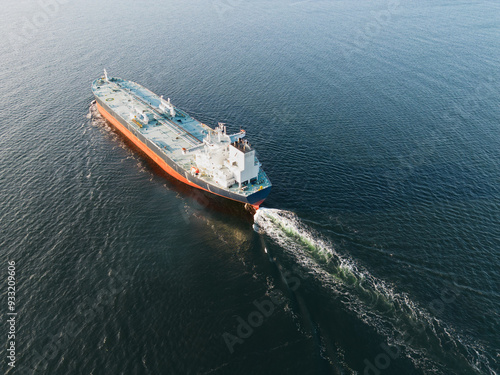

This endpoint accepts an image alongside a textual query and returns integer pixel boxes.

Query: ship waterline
[92,71,272,208]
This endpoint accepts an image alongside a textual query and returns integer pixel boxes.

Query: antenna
[218,122,227,135]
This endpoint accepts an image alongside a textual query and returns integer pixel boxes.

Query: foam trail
[255,208,397,320]
[254,207,494,375]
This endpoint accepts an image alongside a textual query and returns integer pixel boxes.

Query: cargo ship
[91,70,271,209]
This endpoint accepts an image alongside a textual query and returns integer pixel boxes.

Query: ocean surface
[1,1,499,374]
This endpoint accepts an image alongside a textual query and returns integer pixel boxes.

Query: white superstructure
[192,123,260,188]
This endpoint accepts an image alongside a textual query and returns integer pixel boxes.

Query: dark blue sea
[1,1,499,374]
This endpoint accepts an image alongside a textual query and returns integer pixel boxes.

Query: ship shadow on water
[98,111,256,223]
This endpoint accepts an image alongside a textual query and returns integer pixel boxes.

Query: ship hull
[95,100,270,207]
